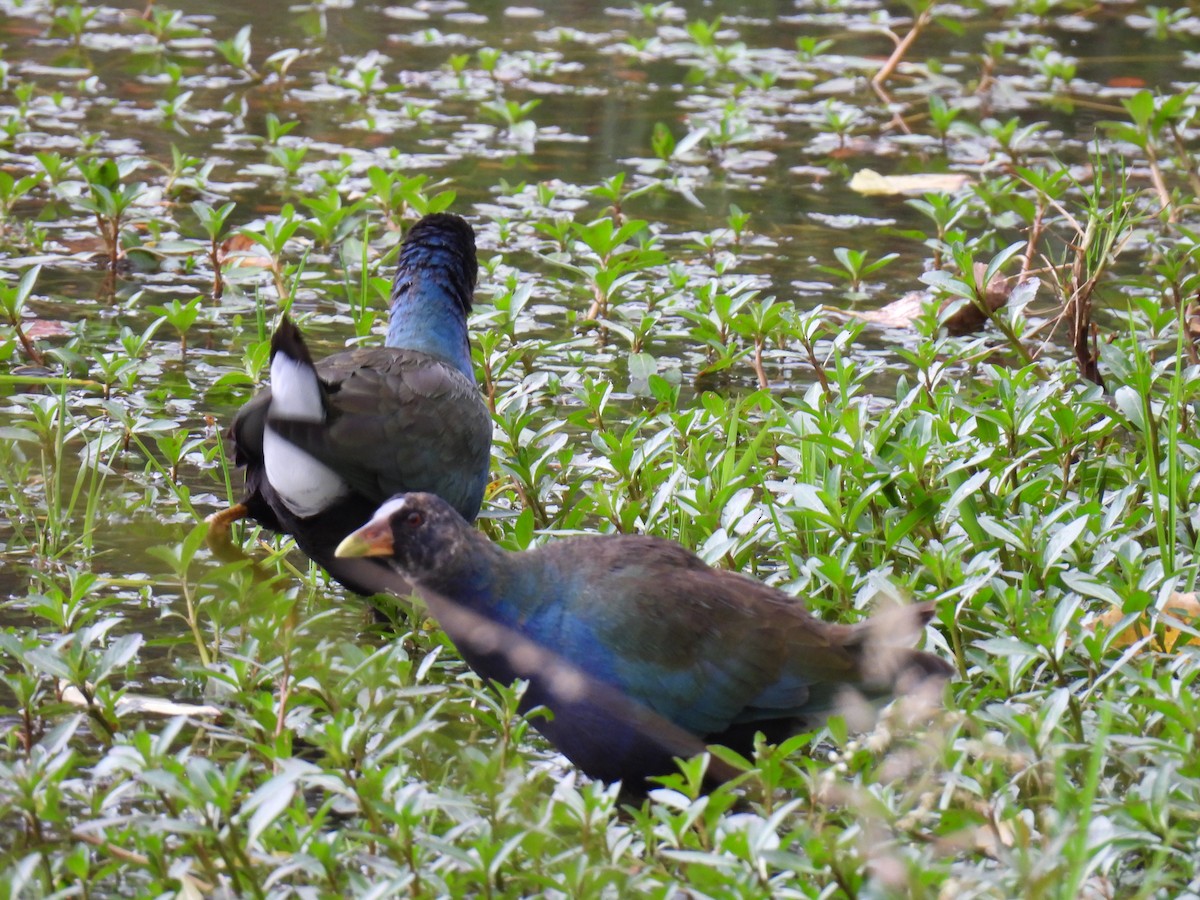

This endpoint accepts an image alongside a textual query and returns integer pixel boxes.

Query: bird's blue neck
[386,265,474,381]
[425,544,544,626]
[422,543,618,694]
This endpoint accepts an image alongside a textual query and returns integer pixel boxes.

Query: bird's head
[395,213,478,313]
[335,492,472,580]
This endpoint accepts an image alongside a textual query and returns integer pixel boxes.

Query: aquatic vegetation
[2,0,1200,895]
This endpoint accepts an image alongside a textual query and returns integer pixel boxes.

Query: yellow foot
[205,503,248,550]
[205,503,274,579]
[206,502,248,529]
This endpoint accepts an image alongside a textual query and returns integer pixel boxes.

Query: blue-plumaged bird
[335,492,953,785]
[211,214,492,596]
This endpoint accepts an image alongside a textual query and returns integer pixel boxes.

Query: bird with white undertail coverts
[210,213,492,598]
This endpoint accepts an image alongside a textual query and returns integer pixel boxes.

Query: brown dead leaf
[826,138,881,160]
[828,266,1014,334]
[25,319,72,339]
[613,68,648,83]
[857,292,925,329]
[218,233,272,268]
[939,262,1011,335]
[1093,592,1200,651]
[1080,876,1115,900]
[931,799,1026,861]
[1185,301,1200,339]
[849,168,971,196]
[971,816,1015,859]
[58,235,108,255]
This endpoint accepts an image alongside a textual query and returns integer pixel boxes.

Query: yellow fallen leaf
[1093,592,1200,651]
[60,682,221,718]
[849,168,972,196]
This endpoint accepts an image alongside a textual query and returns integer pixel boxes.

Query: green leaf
[628,352,657,381]
[0,426,38,442]
[25,647,74,680]
[243,766,302,845]
[95,632,143,684]
[1121,90,1154,130]
[939,469,990,529]
[1042,516,1089,574]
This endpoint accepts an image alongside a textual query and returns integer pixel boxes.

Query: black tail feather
[270,315,315,367]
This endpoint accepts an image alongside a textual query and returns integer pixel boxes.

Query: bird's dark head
[334,492,474,581]
[394,213,478,315]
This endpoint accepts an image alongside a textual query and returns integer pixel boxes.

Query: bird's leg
[205,503,248,548]
[203,504,281,587]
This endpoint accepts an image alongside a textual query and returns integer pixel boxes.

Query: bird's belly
[263,427,348,517]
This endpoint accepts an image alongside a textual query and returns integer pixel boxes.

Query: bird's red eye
[404,510,424,528]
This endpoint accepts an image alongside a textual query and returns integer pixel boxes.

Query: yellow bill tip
[334,523,393,558]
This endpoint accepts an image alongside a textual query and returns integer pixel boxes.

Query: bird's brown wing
[550,536,862,737]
